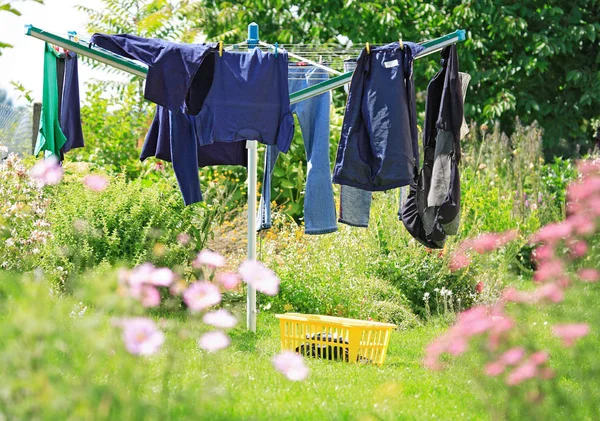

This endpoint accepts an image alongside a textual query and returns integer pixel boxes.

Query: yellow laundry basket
[275,313,396,365]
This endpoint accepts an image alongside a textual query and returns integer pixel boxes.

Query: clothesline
[24,23,466,333]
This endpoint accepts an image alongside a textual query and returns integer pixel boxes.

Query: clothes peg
[218,41,223,57]
[274,42,278,57]
[366,42,370,54]
[399,39,404,50]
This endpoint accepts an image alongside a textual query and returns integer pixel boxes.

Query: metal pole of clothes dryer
[245,22,259,332]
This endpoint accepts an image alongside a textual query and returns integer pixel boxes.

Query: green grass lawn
[139,314,488,421]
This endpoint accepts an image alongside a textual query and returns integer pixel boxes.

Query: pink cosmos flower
[239,260,280,295]
[148,267,174,287]
[447,335,469,356]
[568,214,596,236]
[500,347,526,365]
[183,281,221,313]
[469,233,500,254]
[121,317,165,356]
[193,250,225,269]
[529,351,549,365]
[30,156,63,186]
[502,287,533,304]
[140,285,161,308]
[539,367,555,380]
[577,159,600,176]
[533,259,564,283]
[127,263,155,287]
[272,351,309,381]
[203,309,238,329]
[532,244,554,263]
[475,281,484,293]
[198,331,230,352]
[449,252,470,272]
[506,361,537,386]
[216,272,241,290]
[534,282,564,303]
[83,174,109,191]
[578,268,600,283]
[552,323,590,347]
[532,222,572,244]
[485,360,505,376]
[568,240,588,258]
[177,233,191,245]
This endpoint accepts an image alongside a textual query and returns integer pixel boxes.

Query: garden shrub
[0,153,52,272]
[41,165,231,289]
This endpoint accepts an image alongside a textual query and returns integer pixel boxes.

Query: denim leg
[256,144,279,230]
[339,185,372,227]
[294,72,337,235]
[257,67,337,235]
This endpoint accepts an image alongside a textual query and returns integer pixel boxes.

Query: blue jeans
[257,66,337,235]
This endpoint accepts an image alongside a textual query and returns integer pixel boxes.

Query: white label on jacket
[384,59,399,68]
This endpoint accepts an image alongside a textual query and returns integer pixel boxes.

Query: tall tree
[196,0,600,157]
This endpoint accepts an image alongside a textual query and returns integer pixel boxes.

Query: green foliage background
[198,0,600,157]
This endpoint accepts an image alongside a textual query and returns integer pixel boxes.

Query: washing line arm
[24,24,466,105]
[25,25,148,78]
[289,29,466,105]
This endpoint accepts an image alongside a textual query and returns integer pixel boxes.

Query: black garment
[59,51,85,155]
[295,333,349,361]
[401,45,464,248]
[333,41,424,191]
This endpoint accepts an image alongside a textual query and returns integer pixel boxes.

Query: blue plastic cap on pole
[247,22,259,46]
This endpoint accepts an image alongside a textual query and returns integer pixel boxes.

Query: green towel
[34,42,67,157]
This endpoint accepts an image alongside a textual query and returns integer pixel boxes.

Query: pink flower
[533,259,564,283]
[198,331,230,352]
[529,351,549,365]
[446,336,469,356]
[239,260,280,295]
[534,282,564,303]
[83,174,109,191]
[203,309,238,329]
[456,306,492,336]
[127,263,155,287]
[577,159,600,176]
[177,233,191,245]
[30,156,63,186]
[469,233,500,254]
[578,268,600,283]
[568,214,596,235]
[500,347,526,365]
[120,317,165,356]
[552,323,590,347]
[485,360,505,376]
[183,281,221,313]
[140,285,161,308]
[216,272,241,290]
[148,267,174,287]
[449,252,470,272]
[193,250,225,269]
[502,287,533,304]
[568,240,588,258]
[506,361,537,386]
[532,222,572,244]
[475,281,484,293]
[539,367,555,380]
[272,351,309,381]
[532,244,554,263]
